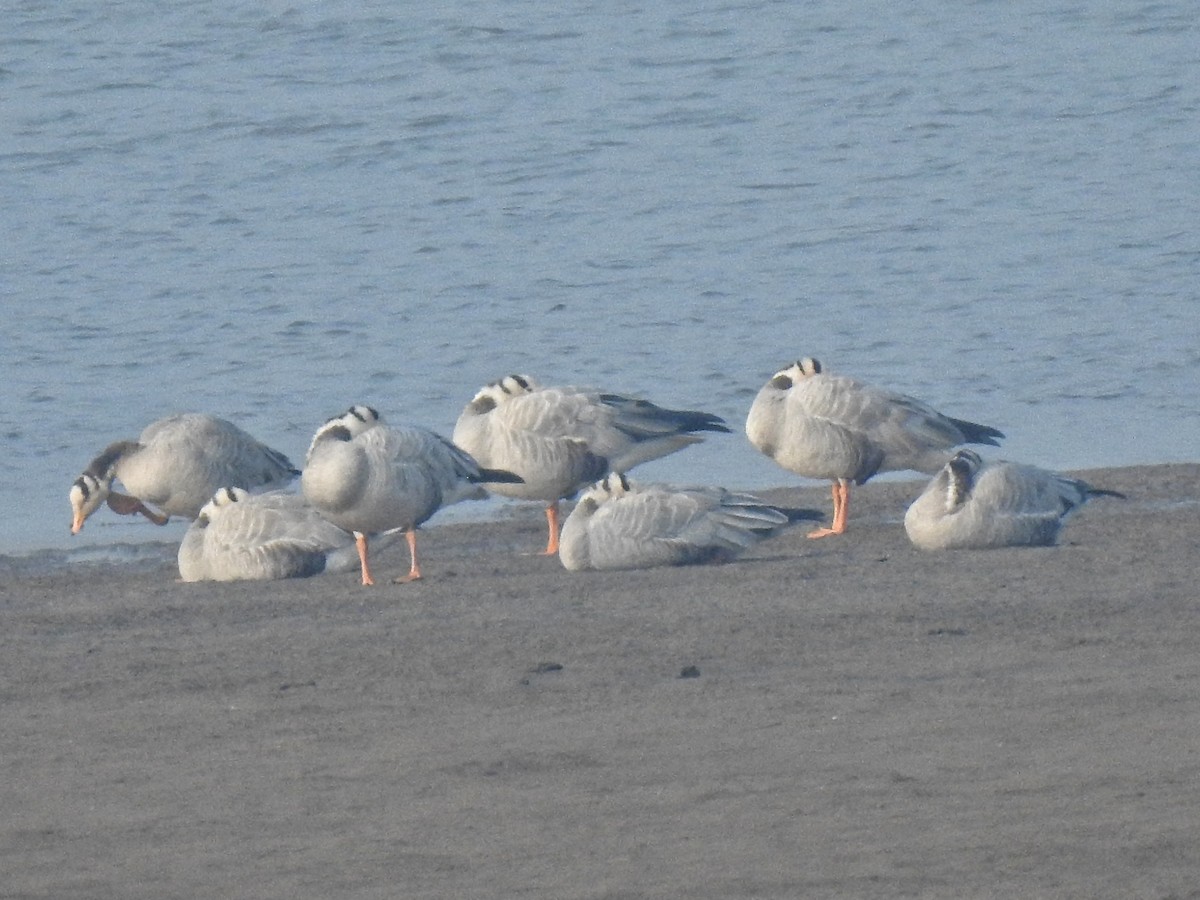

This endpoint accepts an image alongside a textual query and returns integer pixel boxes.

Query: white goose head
[69,472,110,534]
[467,374,540,414]
[69,439,139,534]
[768,357,822,391]
[195,486,250,528]
[306,405,381,462]
[576,472,632,513]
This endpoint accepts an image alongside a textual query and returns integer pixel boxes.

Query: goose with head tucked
[178,487,371,582]
[904,449,1124,550]
[452,375,731,555]
[70,413,299,535]
[302,405,522,585]
[558,473,805,571]
[746,358,1004,538]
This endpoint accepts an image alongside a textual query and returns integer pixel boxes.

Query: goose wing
[453,387,610,501]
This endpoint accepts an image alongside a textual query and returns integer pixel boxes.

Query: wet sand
[2,464,1199,899]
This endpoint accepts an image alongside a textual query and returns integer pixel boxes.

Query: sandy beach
[2,463,1199,899]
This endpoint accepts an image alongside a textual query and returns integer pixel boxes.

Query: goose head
[576,472,633,514]
[69,439,142,533]
[467,374,540,414]
[195,486,249,528]
[69,472,111,534]
[945,449,983,510]
[768,357,822,391]
[306,405,381,462]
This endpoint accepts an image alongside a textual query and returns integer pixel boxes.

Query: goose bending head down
[903,449,1125,550]
[745,358,1004,538]
[69,413,299,534]
[452,374,731,555]
[302,405,522,586]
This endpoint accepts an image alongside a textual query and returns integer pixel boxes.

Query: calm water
[3,0,1198,561]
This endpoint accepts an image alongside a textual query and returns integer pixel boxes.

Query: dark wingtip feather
[949,418,1005,446]
[478,467,525,485]
[676,410,731,434]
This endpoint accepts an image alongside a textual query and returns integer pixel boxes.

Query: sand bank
[2,464,1198,898]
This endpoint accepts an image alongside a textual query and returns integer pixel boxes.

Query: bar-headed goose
[746,358,1004,538]
[178,487,365,582]
[558,473,802,571]
[452,375,731,555]
[70,413,299,534]
[301,405,521,585]
[904,449,1124,549]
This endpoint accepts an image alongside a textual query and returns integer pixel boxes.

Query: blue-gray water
[3,1,1197,564]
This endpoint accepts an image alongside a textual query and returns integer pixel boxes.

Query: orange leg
[832,480,850,533]
[807,480,851,539]
[355,532,374,586]
[393,530,423,583]
[541,501,561,556]
[107,492,170,525]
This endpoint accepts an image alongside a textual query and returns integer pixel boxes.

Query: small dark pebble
[520,662,563,686]
[679,665,701,679]
[278,680,317,692]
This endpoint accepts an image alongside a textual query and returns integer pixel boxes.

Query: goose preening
[178,487,370,582]
[301,405,522,585]
[903,449,1124,550]
[452,374,731,555]
[558,473,806,571]
[70,413,299,534]
[746,358,1004,538]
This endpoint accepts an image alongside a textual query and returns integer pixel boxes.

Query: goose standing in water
[70,413,299,534]
[904,449,1124,550]
[178,487,368,582]
[302,405,522,585]
[452,374,731,555]
[558,473,802,571]
[746,358,1004,538]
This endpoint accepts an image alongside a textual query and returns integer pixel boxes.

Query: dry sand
[2,463,1199,899]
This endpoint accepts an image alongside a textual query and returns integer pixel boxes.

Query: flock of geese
[68,359,1123,583]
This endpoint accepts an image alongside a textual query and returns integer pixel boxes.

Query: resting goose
[746,358,1004,538]
[178,487,365,582]
[301,405,522,585]
[904,449,1124,549]
[70,413,299,534]
[452,374,731,555]
[558,474,799,571]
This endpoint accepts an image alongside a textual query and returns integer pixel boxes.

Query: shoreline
[2,462,1186,576]
[3,462,1199,898]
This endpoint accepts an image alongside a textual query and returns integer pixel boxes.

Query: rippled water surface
[3,0,1197,559]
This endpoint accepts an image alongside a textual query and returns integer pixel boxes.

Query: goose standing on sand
[558,473,801,571]
[452,374,731,555]
[746,358,1004,538]
[301,405,522,585]
[178,487,369,582]
[70,413,299,534]
[904,449,1124,550]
